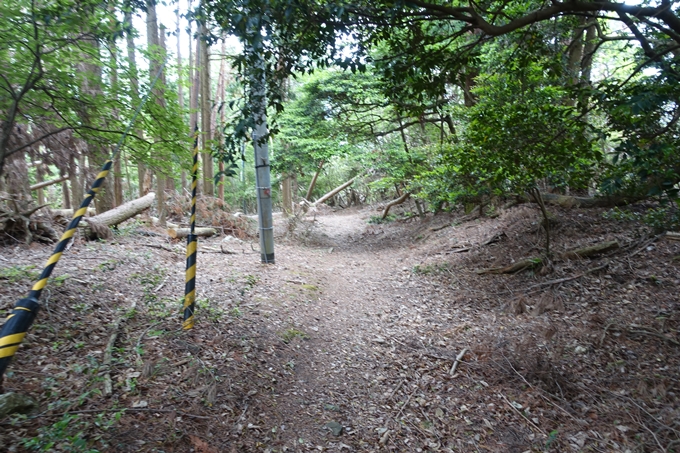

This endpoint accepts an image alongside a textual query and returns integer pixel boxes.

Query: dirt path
[1,204,679,452]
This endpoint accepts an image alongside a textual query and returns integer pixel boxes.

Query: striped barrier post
[182,127,199,330]
[0,63,166,385]
[0,160,112,383]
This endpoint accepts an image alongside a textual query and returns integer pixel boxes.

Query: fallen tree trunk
[79,192,155,240]
[30,175,69,191]
[313,177,357,206]
[168,227,216,239]
[51,208,96,218]
[89,192,155,227]
[381,192,410,220]
[149,216,179,229]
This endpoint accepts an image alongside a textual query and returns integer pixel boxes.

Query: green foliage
[597,75,680,201]
[21,411,121,453]
[415,41,600,207]
[0,265,40,282]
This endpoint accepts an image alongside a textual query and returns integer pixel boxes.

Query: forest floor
[0,200,679,453]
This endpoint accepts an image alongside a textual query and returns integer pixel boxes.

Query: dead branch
[381,192,410,220]
[449,348,469,375]
[524,261,609,291]
[30,175,69,191]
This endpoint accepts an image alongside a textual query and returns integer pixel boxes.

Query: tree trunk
[109,28,123,208]
[282,173,293,216]
[61,178,70,209]
[147,2,168,225]
[87,192,155,227]
[215,38,227,200]
[305,160,324,201]
[199,6,214,196]
[69,152,83,208]
[79,37,114,214]
[381,191,410,220]
[177,6,188,194]
[35,164,45,206]
[125,11,146,198]
[314,176,357,206]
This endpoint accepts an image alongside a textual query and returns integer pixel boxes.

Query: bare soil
[1,201,679,452]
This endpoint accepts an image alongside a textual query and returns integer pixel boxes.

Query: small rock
[575,345,587,354]
[325,421,343,436]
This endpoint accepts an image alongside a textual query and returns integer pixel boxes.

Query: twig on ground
[628,234,664,258]
[524,261,609,291]
[500,393,546,436]
[389,380,404,400]
[395,388,416,419]
[449,348,468,375]
[154,276,169,293]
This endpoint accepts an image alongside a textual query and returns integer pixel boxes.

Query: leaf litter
[0,201,678,452]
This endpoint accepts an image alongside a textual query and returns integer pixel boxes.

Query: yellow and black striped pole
[182,127,199,330]
[0,63,166,385]
[0,160,112,383]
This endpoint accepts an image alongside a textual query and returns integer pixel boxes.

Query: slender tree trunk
[305,160,324,201]
[566,16,587,107]
[125,11,147,198]
[199,6,214,196]
[215,38,227,201]
[79,37,114,214]
[110,38,124,207]
[147,0,167,225]
[36,164,45,206]
[189,17,200,195]
[177,6,188,193]
[282,173,292,216]
[159,25,176,194]
[61,168,71,209]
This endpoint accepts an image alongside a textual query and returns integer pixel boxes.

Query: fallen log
[30,175,69,191]
[168,227,216,239]
[562,240,619,260]
[313,177,357,206]
[79,192,155,240]
[665,232,680,241]
[381,192,410,220]
[149,216,179,229]
[51,208,96,218]
[89,192,155,227]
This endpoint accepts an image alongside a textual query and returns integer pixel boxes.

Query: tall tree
[199,1,214,196]
[146,0,168,225]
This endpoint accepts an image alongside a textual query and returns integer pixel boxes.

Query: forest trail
[1,203,679,452]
